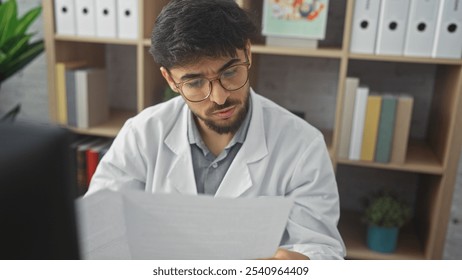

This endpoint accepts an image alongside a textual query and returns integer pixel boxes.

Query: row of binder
[350,0,462,59]
[54,0,138,39]
[338,77,414,164]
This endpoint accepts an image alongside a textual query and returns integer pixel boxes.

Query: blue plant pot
[367,225,399,253]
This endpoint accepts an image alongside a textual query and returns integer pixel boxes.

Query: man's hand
[265,248,310,260]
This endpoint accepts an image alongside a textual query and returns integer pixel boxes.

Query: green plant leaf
[0,40,43,83]
[0,34,29,66]
[0,49,7,62]
[0,0,18,48]
[0,0,44,83]
[14,6,42,36]
[6,34,31,55]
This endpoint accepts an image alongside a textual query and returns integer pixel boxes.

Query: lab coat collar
[164,104,198,195]
[164,89,268,197]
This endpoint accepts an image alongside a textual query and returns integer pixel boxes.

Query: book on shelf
[360,95,382,161]
[262,0,329,47]
[75,68,109,129]
[76,138,104,194]
[55,61,86,125]
[390,95,414,164]
[70,136,93,196]
[66,68,79,127]
[348,86,369,160]
[86,139,113,187]
[375,95,397,163]
[338,77,359,159]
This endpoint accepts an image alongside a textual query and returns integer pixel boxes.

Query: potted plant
[0,0,44,121]
[363,191,412,253]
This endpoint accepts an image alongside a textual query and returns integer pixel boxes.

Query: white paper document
[76,189,293,260]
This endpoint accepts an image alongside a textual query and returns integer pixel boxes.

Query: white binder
[375,0,410,55]
[432,0,462,59]
[350,0,381,54]
[117,0,139,39]
[404,0,440,57]
[54,0,76,35]
[75,0,97,37]
[95,0,118,38]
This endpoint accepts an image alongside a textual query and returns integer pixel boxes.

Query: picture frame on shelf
[262,0,329,48]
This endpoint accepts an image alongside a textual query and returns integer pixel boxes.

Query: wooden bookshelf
[339,211,424,260]
[42,0,462,259]
[337,141,444,175]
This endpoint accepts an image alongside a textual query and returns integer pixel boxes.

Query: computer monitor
[0,123,80,259]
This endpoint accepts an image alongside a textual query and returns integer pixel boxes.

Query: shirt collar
[187,95,253,154]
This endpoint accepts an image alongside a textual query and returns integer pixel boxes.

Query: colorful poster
[262,0,329,39]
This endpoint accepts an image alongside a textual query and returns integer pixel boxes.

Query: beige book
[338,77,359,159]
[390,95,414,164]
[75,68,109,128]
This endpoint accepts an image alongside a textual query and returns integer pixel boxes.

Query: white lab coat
[88,89,346,259]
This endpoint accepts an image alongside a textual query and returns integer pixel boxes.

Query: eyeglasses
[169,60,251,103]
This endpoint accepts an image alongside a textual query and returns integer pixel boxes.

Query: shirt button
[212,163,218,168]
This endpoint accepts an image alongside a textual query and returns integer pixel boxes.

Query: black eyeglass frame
[167,54,251,103]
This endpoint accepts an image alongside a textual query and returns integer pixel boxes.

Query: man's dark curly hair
[150,0,258,69]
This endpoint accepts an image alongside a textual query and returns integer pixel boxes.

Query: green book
[375,95,397,163]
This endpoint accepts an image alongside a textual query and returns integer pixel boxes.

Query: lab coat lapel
[215,91,268,198]
[164,106,198,195]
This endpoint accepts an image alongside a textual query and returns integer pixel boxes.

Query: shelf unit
[42,0,462,259]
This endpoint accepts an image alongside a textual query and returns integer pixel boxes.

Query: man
[88,0,345,260]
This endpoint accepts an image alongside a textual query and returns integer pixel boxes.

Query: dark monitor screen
[0,123,80,259]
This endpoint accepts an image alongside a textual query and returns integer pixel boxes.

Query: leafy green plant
[0,0,44,83]
[363,192,412,228]
[0,0,44,121]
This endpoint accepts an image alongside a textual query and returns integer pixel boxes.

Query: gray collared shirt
[187,97,252,195]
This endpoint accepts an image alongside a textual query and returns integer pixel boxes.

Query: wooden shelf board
[69,110,136,137]
[339,211,425,260]
[337,141,443,175]
[141,42,344,58]
[349,53,462,65]
[55,35,139,46]
[252,45,343,59]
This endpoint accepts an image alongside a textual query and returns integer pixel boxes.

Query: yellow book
[55,63,67,125]
[360,95,382,161]
[55,61,87,125]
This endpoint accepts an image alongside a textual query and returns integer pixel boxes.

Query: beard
[192,90,250,135]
